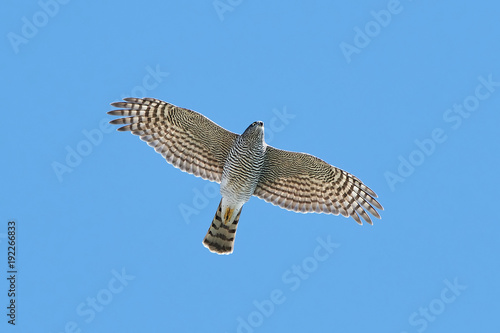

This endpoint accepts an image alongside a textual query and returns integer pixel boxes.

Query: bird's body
[221,121,266,219]
[206,121,266,253]
[108,98,383,254]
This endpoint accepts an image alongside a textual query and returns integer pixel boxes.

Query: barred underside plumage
[221,126,266,204]
[108,98,238,182]
[108,97,384,254]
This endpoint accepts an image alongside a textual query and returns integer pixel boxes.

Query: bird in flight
[108,98,383,254]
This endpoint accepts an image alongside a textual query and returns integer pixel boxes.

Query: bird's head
[241,121,265,146]
[242,121,264,138]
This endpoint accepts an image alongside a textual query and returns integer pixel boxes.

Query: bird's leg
[223,207,234,225]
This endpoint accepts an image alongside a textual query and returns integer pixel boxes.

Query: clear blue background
[1,1,499,332]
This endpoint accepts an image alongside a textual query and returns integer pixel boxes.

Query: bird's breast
[220,143,265,203]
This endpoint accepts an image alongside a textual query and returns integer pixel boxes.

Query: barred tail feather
[203,200,242,255]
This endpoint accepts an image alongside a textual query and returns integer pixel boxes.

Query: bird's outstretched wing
[108,98,238,183]
[254,146,383,224]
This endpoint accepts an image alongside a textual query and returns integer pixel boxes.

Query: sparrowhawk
[108,98,383,254]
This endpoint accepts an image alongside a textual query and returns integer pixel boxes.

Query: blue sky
[1,1,499,332]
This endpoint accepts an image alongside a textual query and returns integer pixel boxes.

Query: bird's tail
[203,200,242,255]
